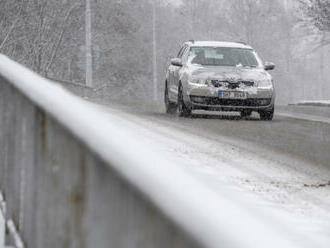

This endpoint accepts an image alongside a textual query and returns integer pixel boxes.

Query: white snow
[0,54,327,248]
[293,100,330,107]
[95,104,330,248]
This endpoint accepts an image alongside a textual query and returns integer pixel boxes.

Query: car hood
[188,65,271,82]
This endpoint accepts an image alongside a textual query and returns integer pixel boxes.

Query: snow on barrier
[0,54,319,248]
[292,100,330,107]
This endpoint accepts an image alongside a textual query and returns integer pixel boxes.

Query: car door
[169,45,188,101]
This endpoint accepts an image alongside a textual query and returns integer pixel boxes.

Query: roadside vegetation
[0,0,329,104]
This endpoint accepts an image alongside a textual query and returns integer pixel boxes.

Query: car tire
[259,107,274,121]
[240,110,252,119]
[178,84,192,117]
[164,83,177,114]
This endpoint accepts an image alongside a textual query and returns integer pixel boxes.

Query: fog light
[191,96,205,103]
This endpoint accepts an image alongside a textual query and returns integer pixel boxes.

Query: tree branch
[44,3,82,75]
[0,18,19,51]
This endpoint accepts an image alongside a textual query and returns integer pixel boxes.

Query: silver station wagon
[164,41,276,120]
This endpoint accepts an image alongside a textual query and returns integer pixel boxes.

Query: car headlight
[188,78,209,87]
[257,79,273,89]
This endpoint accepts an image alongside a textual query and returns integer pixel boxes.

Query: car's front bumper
[190,97,273,111]
[185,85,275,111]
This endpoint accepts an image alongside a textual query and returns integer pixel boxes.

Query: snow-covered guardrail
[0,55,317,248]
[291,100,330,107]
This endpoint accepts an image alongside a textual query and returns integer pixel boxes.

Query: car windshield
[189,47,260,67]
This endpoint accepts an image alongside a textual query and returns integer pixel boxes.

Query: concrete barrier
[0,56,202,248]
[0,55,318,248]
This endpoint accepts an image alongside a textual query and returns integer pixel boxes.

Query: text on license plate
[219,91,247,99]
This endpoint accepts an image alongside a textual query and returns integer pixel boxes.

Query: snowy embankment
[94,103,330,248]
[1,53,329,248]
[0,54,314,248]
[291,100,330,107]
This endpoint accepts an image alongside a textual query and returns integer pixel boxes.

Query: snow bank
[292,100,330,107]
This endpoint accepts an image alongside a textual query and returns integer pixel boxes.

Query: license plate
[219,91,247,99]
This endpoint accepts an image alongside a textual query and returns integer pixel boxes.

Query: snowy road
[93,102,330,246]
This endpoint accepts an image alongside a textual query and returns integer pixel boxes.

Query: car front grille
[210,80,255,88]
[191,96,271,106]
[210,80,225,87]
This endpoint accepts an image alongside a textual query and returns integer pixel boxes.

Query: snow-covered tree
[304,0,330,32]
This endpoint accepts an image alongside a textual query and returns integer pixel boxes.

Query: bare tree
[300,0,330,49]
[304,0,330,32]
[0,0,84,79]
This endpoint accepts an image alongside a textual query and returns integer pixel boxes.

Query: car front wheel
[259,107,274,121]
[165,83,177,114]
[178,84,192,117]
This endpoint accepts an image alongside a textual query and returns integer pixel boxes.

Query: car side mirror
[264,62,275,71]
[171,58,183,67]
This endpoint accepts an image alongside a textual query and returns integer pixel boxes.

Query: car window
[177,45,188,58]
[181,46,190,63]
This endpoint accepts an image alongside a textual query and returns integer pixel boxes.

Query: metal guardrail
[291,100,330,107]
[0,54,320,248]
